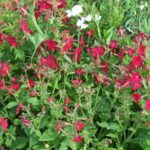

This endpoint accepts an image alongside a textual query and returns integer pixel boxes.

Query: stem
[98,97,117,139]
[96,22,102,43]
[31,45,38,64]
[123,125,139,147]
[31,15,44,35]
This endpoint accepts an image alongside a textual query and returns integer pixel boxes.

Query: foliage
[0,0,150,150]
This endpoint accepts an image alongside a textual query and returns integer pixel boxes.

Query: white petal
[80,24,88,29]
[72,5,83,16]
[95,14,102,21]
[66,10,73,17]
[85,15,92,21]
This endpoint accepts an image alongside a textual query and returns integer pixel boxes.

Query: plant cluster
[0,0,150,150]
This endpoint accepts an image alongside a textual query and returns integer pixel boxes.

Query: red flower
[90,46,105,58]
[109,40,118,52]
[55,121,65,132]
[86,30,94,38]
[62,37,74,52]
[146,99,150,111]
[16,102,24,115]
[115,78,123,89]
[28,79,35,88]
[11,77,17,83]
[118,48,124,60]
[76,68,84,76]
[45,39,57,52]
[36,0,53,11]
[132,93,141,103]
[138,43,146,57]
[130,72,142,91]
[74,122,84,131]
[72,47,82,62]
[21,19,32,34]
[72,78,83,86]
[64,98,71,105]
[10,83,20,91]
[40,55,59,70]
[47,97,55,103]
[0,63,11,76]
[57,0,67,9]
[5,35,17,48]
[80,36,85,47]
[134,32,150,44]
[125,47,135,56]
[30,91,40,97]
[19,116,31,126]
[101,61,109,73]
[0,79,5,90]
[63,106,71,112]
[0,118,8,132]
[117,26,126,36]
[20,5,28,17]
[62,15,69,25]
[6,82,20,95]
[0,32,3,45]
[130,55,144,69]
[147,76,150,88]
[72,135,84,143]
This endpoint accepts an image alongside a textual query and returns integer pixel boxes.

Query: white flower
[95,14,102,21]
[71,5,83,16]
[85,15,92,22]
[77,17,88,30]
[140,5,144,10]
[77,17,85,27]
[80,23,88,29]
[66,10,73,17]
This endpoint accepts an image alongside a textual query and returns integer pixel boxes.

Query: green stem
[96,22,102,43]
[98,98,117,139]
[31,15,44,35]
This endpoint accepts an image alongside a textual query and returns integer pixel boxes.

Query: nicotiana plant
[0,0,150,150]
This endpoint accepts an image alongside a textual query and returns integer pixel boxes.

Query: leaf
[0,127,3,137]
[109,55,120,65]
[97,122,121,132]
[6,138,12,147]
[106,133,118,139]
[6,102,18,109]
[64,54,72,64]
[39,130,56,141]
[11,137,28,149]
[27,33,45,49]
[122,54,131,65]
[14,49,25,60]
[28,97,39,106]
[29,134,39,147]
[59,139,70,150]
[104,27,114,44]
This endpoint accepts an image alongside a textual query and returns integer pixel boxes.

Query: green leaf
[97,122,121,132]
[104,27,114,44]
[28,97,39,106]
[6,102,18,109]
[6,137,12,147]
[11,137,28,149]
[109,55,119,65]
[106,133,118,139]
[122,54,131,65]
[39,130,56,141]
[64,54,72,64]
[29,134,39,147]
[59,139,70,150]
[0,127,3,137]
